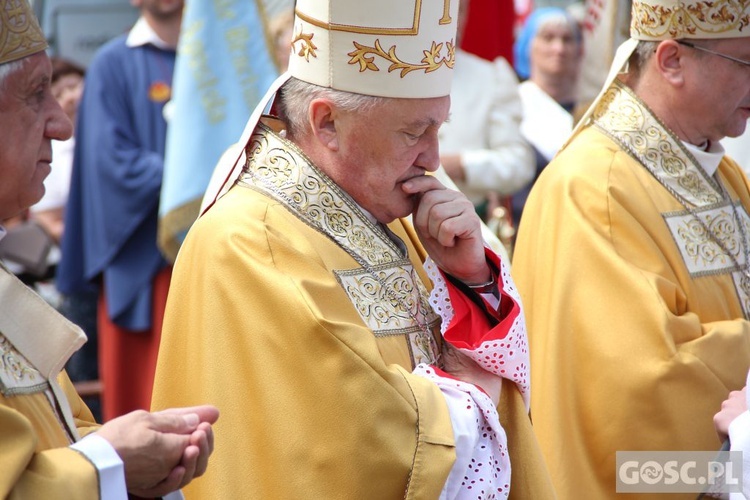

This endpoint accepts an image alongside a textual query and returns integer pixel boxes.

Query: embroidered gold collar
[592,81,750,318]
[592,80,723,208]
[237,119,440,365]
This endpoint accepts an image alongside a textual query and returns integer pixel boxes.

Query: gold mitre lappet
[0,0,48,66]
[288,0,460,98]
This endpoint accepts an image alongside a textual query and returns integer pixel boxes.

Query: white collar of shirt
[0,225,6,243]
[683,140,725,177]
[126,17,174,50]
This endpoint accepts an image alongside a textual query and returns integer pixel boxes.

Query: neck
[642,93,709,148]
[144,13,182,48]
[531,73,577,105]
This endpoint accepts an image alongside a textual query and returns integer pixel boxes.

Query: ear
[308,98,340,151]
[654,40,685,87]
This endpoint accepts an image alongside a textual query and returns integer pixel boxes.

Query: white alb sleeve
[71,435,186,500]
[413,365,510,499]
[70,434,127,500]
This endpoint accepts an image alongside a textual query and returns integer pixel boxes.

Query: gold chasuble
[0,266,100,498]
[513,81,750,499]
[152,121,554,499]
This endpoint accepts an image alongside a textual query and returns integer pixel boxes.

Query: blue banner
[158,0,291,262]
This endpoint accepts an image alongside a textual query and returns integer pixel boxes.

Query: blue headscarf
[513,7,579,80]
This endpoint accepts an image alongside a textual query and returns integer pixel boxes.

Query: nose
[416,133,441,172]
[46,95,74,141]
[550,37,566,53]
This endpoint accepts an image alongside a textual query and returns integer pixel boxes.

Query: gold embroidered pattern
[291,25,317,62]
[632,0,750,39]
[665,204,750,274]
[0,335,47,396]
[242,126,398,265]
[294,1,424,36]
[593,81,722,207]
[0,0,48,66]
[0,337,33,381]
[238,121,440,364]
[337,266,439,364]
[347,38,455,76]
[594,80,750,317]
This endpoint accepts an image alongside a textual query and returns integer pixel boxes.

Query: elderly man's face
[681,38,750,142]
[330,95,450,223]
[0,52,73,219]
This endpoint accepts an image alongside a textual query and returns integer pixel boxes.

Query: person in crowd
[0,0,217,497]
[58,0,182,421]
[512,0,750,497]
[436,0,534,222]
[152,0,555,498]
[268,6,294,72]
[511,6,583,229]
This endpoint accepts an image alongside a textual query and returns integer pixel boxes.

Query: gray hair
[627,40,659,78]
[0,58,30,91]
[276,77,385,138]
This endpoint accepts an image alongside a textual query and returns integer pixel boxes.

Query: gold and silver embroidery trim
[593,81,750,317]
[238,122,440,365]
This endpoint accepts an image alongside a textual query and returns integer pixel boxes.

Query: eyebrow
[30,74,51,91]
[404,117,444,129]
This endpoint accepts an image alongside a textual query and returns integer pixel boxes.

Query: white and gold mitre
[0,0,47,66]
[631,0,750,41]
[287,0,459,98]
[200,0,460,212]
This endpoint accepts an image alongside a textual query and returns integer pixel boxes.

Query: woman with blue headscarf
[511,7,583,230]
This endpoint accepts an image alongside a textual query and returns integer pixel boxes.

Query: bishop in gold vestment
[152,120,555,498]
[513,81,750,498]
[0,266,101,498]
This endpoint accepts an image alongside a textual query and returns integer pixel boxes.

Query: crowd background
[6,0,746,427]
[3,0,750,497]
[4,1,631,418]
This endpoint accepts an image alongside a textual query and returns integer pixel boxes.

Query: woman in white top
[511,7,583,229]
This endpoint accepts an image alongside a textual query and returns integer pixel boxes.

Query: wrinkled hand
[95,405,219,498]
[404,175,490,284]
[714,387,747,442]
[442,343,502,406]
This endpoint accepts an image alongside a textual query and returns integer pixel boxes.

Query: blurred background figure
[511,6,583,230]
[268,6,294,72]
[156,0,289,263]
[575,0,632,105]
[435,0,534,225]
[58,0,183,422]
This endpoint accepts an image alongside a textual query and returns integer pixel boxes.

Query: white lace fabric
[415,256,531,498]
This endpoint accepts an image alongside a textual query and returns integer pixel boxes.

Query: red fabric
[442,250,520,351]
[98,267,171,422]
[460,0,517,64]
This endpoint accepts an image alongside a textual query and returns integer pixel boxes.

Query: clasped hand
[95,405,219,497]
